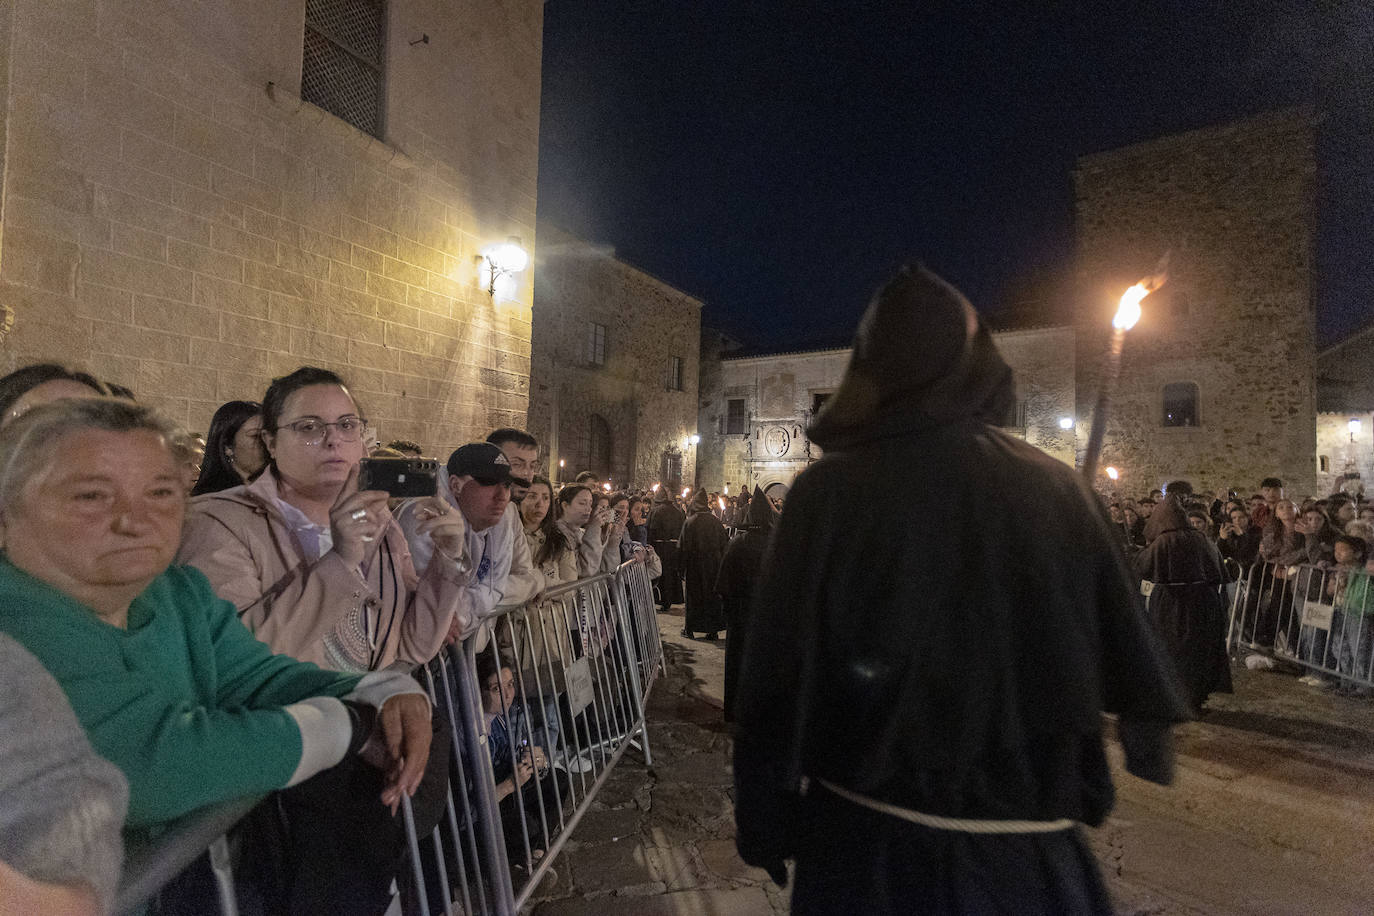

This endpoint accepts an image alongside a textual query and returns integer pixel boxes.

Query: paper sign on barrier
[1302,599,1334,631]
[566,657,594,716]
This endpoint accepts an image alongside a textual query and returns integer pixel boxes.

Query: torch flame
[681,487,691,499]
[718,497,726,512]
[1113,284,1148,331]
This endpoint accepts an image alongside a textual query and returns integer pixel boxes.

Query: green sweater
[0,560,360,830]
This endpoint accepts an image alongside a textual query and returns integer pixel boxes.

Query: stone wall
[1316,411,1374,499]
[696,326,1076,493]
[527,224,702,490]
[0,0,542,447]
[1073,109,1318,496]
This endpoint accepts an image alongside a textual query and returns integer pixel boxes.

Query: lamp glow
[1058,417,1074,430]
[651,483,660,492]
[681,487,690,499]
[1106,466,1119,481]
[689,434,700,445]
[1351,418,1362,436]
[477,236,529,300]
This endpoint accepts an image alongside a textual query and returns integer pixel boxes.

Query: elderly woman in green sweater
[0,397,439,914]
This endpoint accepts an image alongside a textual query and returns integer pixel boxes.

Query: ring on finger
[350,508,368,522]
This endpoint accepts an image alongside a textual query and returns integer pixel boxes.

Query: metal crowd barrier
[114,557,664,916]
[1227,559,1374,689]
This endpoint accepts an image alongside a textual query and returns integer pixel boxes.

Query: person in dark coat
[679,489,729,639]
[732,265,1191,916]
[716,486,778,722]
[647,490,686,611]
[1136,488,1233,712]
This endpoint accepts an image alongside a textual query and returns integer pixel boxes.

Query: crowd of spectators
[1106,475,1374,702]
[0,361,688,914]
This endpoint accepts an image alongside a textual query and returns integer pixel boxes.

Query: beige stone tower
[1074,109,1318,496]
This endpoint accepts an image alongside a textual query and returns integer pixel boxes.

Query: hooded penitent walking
[732,265,1191,916]
[716,487,778,722]
[679,489,729,638]
[1135,492,1232,712]
[648,491,686,611]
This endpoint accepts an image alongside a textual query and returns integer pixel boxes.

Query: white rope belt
[816,779,1075,834]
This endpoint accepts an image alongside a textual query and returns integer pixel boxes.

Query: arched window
[588,414,613,480]
[1162,382,1199,427]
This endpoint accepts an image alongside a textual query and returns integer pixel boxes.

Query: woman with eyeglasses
[179,366,474,670]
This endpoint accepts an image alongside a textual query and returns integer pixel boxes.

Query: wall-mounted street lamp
[680,434,700,449]
[1106,466,1119,481]
[1350,418,1362,442]
[476,236,529,300]
[1058,417,1074,430]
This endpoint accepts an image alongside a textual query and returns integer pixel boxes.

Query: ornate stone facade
[696,326,1077,495]
[527,225,702,490]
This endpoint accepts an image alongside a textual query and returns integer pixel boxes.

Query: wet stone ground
[528,641,785,915]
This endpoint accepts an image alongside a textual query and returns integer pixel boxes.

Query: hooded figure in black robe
[717,486,778,722]
[679,489,729,638]
[732,265,1191,916]
[1135,493,1232,712]
[647,490,686,610]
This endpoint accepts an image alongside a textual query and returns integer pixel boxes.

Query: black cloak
[1136,497,1233,711]
[647,495,686,609]
[680,490,728,635]
[732,265,1191,915]
[716,486,778,721]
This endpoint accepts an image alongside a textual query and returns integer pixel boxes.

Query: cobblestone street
[528,617,1374,915]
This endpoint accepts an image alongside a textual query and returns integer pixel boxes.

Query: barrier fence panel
[112,558,665,915]
[1227,559,1374,689]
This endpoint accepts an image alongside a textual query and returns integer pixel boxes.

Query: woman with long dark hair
[191,400,267,495]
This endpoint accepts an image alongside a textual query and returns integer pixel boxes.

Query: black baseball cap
[447,442,513,486]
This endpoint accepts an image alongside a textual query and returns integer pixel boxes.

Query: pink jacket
[177,472,472,671]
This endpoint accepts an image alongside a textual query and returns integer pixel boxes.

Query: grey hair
[0,397,183,510]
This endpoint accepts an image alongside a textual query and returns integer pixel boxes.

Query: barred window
[667,356,684,391]
[586,322,607,366]
[726,399,747,435]
[301,0,386,138]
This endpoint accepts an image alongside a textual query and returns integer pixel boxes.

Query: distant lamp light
[651,482,660,492]
[559,459,565,468]
[723,484,729,495]
[602,482,611,492]
[1058,417,1074,430]
[689,434,700,445]
[1105,466,1119,481]
[1350,418,1362,441]
[476,236,529,300]
[681,487,691,499]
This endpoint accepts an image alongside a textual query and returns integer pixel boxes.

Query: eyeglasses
[277,417,369,446]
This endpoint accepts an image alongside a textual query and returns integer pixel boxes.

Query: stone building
[696,324,1077,497]
[0,0,543,446]
[1073,108,1319,496]
[527,224,702,491]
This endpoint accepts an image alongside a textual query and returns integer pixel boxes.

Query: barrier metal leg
[207,835,239,916]
[400,795,431,916]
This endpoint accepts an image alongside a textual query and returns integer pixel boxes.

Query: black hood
[808,264,1015,450]
[740,486,777,532]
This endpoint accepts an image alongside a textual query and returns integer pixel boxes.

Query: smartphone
[358,457,440,498]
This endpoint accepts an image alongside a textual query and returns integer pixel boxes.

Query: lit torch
[681,487,691,499]
[651,482,660,493]
[1082,256,1168,483]
[718,497,727,512]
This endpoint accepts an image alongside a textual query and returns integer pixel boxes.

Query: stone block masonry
[0,0,544,451]
[1073,108,1318,495]
[528,224,703,489]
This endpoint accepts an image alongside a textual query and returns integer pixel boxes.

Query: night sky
[537,1,1374,350]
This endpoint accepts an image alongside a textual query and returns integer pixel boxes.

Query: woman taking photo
[179,366,474,671]
[555,484,606,578]
[191,399,267,495]
[0,397,434,915]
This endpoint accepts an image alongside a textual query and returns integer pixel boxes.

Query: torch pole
[1081,326,1126,483]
